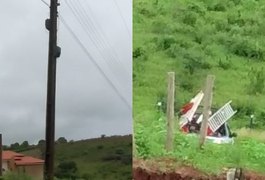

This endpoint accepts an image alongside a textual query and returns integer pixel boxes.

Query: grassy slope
[22,135,132,180]
[133,0,265,128]
[133,0,265,174]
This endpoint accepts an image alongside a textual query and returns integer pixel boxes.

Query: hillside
[133,0,265,128]
[21,135,132,180]
[133,0,265,176]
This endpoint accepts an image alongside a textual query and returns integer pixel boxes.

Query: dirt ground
[133,158,265,180]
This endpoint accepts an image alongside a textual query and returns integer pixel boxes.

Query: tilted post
[165,72,175,151]
[199,75,215,148]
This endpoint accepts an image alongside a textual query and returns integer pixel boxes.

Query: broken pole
[44,0,61,179]
[165,72,175,152]
[199,75,215,149]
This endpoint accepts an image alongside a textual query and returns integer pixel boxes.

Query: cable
[41,0,49,7]
[81,0,131,74]
[112,0,131,37]
[59,16,131,110]
[65,0,130,89]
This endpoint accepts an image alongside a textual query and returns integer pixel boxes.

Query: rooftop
[2,150,44,165]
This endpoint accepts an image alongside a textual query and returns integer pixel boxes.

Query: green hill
[21,135,132,180]
[133,0,265,128]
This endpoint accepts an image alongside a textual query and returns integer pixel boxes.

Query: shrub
[182,11,197,26]
[247,67,265,94]
[133,47,148,61]
[183,57,212,75]
[151,21,171,34]
[97,145,104,150]
[218,57,231,70]
[157,36,176,50]
[207,2,226,12]
[231,38,264,60]
[115,149,125,155]
[54,161,78,180]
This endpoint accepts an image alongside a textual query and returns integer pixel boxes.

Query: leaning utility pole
[44,0,61,180]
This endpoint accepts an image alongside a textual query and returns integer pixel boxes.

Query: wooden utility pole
[0,134,2,176]
[199,75,215,149]
[165,72,175,151]
[44,0,61,179]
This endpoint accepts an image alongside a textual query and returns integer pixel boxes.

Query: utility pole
[44,0,61,180]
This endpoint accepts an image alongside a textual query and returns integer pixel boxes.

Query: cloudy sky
[0,0,132,145]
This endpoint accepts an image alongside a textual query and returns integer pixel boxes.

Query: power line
[59,16,131,110]
[76,0,130,74]
[65,0,130,89]
[41,0,49,7]
[113,0,131,37]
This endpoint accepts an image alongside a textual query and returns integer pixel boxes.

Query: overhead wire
[59,16,131,110]
[40,0,131,109]
[112,0,131,37]
[65,0,130,91]
[41,0,49,7]
[76,0,131,75]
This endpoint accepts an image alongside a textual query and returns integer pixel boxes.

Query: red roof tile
[15,156,44,165]
[2,151,23,160]
[2,151,44,165]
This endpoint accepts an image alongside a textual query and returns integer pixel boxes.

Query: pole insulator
[45,19,51,31]
[55,46,61,58]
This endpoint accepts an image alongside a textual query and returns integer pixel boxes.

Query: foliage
[22,135,132,180]
[3,172,32,180]
[20,141,29,149]
[57,137,68,144]
[55,161,78,180]
[135,115,265,173]
[247,67,265,95]
[133,0,265,130]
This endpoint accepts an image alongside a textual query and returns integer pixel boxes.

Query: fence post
[165,72,175,151]
[199,75,215,149]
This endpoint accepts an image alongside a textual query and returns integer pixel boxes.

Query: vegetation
[135,115,265,174]
[21,135,132,180]
[2,172,32,180]
[133,0,265,174]
[55,161,78,179]
[133,0,265,128]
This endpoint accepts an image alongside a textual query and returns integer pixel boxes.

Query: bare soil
[133,158,265,180]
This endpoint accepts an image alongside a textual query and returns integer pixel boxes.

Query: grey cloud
[0,0,132,145]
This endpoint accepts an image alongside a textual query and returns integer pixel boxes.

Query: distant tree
[101,134,106,139]
[2,145,9,150]
[20,141,29,149]
[55,161,78,180]
[38,139,45,146]
[10,143,19,150]
[57,137,67,144]
[37,140,46,159]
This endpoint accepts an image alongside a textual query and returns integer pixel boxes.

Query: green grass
[2,172,32,180]
[133,0,265,127]
[135,115,265,174]
[133,0,265,174]
[22,135,132,180]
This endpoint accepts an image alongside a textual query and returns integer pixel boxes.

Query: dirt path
[133,158,265,180]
